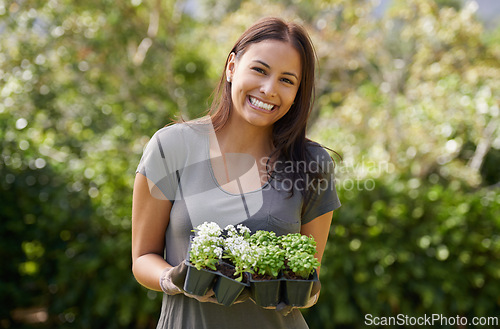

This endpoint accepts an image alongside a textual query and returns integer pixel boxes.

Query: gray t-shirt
[136,118,341,329]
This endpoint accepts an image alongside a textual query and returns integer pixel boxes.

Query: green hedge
[304,177,500,328]
[0,163,161,329]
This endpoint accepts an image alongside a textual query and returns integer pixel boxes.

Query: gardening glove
[275,302,293,316]
[159,263,188,295]
[184,288,220,304]
[191,285,252,305]
[233,286,251,304]
[276,279,322,316]
[310,279,321,297]
[159,263,220,304]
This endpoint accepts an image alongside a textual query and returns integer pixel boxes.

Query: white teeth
[250,96,274,111]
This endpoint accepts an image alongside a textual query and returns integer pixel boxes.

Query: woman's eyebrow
[252,60,299,80]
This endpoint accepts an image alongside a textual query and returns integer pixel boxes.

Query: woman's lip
[247,96,277,113]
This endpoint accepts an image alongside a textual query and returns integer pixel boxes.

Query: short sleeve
[136,126,185,201]
[301,144,341,224]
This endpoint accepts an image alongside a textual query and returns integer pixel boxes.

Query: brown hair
[208,17,335,203]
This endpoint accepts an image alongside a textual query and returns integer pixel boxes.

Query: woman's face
[226,40,301,131]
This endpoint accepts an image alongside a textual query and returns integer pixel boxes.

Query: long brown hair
[208,17,333,203]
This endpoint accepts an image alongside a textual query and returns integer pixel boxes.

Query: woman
[132,17,341,329]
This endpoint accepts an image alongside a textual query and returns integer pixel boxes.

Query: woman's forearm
[132,253,172,291]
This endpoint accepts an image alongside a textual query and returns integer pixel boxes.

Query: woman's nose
[260,79,277,97]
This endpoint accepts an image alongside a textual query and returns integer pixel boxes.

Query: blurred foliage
[303,179,500,328]
[1,0,499,328]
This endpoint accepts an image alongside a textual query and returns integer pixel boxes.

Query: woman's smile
[248,96,276,112]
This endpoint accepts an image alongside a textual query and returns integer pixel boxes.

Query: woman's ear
[226,52,236,82]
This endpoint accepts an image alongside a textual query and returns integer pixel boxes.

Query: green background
[1,0,499,328]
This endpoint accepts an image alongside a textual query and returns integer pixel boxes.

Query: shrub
[303,177,500,329]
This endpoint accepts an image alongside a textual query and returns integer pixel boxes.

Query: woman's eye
[252,67,265,74]
[281,78,294,85]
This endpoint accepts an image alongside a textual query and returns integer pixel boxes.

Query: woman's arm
[132,173,173,291]
[300,210,334,275]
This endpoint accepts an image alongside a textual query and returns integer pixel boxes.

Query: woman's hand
[159,262,221,304]
[185,289,219,304]
[158,263,187,295]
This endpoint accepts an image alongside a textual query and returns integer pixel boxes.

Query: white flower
[195,222,222,238]
[237,224,251,235]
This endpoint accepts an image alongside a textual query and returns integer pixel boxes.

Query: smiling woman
[132,17,341,329]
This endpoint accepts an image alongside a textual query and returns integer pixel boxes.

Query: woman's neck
[214,119,274,159]
[209,116,276,191]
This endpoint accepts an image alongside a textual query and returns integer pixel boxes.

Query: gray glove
[159,263,219,304]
